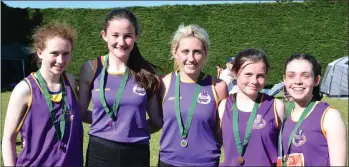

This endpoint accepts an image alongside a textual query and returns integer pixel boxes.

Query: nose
[187,52,195,61]
[250,76,257,84]
[56,55,63,64]
[294,76,303,84]
[117,36,126,46]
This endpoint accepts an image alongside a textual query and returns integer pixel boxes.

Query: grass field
[1,91,348,165]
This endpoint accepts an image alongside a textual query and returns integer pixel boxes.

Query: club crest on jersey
[293,129,307,147]
[197,90,211,104]
[133,85,146,96]
[252,114,266,129]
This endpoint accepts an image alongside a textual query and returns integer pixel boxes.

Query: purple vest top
[281,102,330,166]
[160,72,220,166]
[220,93,279,166]
[89,56,149,144]
[16,73,83,166]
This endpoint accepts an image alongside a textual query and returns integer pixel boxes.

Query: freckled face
[38,37,72,75]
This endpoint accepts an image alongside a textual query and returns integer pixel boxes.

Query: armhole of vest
[162,73,172,104]
[211,76,219,110]
[273,99,280,128]
[65,73,79,102]
[88,58,98,87]
[219,99,227,128]
[16,78,33,133]
[320,106,332,139]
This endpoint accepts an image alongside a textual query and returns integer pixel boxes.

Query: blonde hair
[170,24,210,71]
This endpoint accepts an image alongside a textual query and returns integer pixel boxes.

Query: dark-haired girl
[78,8,162,167]
[277,54,347,166]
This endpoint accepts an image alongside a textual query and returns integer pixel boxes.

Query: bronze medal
[237,156,244,165]
[180,139,188,147]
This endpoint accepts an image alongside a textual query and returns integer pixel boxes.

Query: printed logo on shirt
[133,85,146,96]
[197,90,211,104]
[252,114,266,129]
[168,96,182,101]
[94,88,111,92]
[292,129,307,147]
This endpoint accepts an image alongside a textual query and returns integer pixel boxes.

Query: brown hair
[32,22,77,66]
[232,48,270,75]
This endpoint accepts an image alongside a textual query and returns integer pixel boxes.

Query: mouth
[54,64,64,71]
[291,87,306,93]
[185,63,197,69]
[114,46,128,52]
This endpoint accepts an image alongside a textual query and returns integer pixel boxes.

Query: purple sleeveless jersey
[281,102,331,166]
[89,56,149,144]
[220,93,280,166]
[16,73,83,166]
[160,72,220,166]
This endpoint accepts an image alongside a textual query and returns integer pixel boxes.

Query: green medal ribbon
[232,93,262,164]
[36,71,67,141]
[99,54,129,120]
[278,100,316,166]
[175,72,201,147]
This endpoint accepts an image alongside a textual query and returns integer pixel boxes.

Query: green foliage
[4,2,348,85]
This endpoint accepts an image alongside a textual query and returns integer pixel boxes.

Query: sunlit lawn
[1,91,348,165]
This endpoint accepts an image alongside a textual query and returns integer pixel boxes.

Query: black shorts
[86,135,150,167]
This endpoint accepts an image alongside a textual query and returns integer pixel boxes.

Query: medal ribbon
[36,70,67,140]
[278,100,316,166]
[232,93,262,157]
[99,54,129,119]
[175,72,201,139]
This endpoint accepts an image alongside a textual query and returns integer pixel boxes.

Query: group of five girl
[2,8,347,167]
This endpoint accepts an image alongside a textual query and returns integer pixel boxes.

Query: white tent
[320,56,348,97]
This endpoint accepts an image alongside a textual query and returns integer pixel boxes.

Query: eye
[257,74,265,78]
[112,34,119,37]
[244,73,252,76]
[181,50,189,54]
[63,52,70,57]
[302,74,311,79]
[50,51,59,56]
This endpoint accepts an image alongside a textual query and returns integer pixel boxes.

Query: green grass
[1,91,348,165]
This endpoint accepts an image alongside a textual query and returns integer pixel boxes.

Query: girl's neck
[107,53,128,72]
[236,91,259,103]
[293,96,313,112]
[179,71,201,82]
[39,68,61,84]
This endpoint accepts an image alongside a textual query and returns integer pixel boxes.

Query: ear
[172,48,177,60]
[37,49,43,59]
[314,75,321,87]
[101,30,108,42]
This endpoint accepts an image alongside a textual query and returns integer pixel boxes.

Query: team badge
[133,85,146,96]
[293,129,307,147]
[197,90,211,104]
[252,114,266,129]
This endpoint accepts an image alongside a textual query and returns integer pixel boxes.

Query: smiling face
[37,37,72,75]
[235,60,267,97]
[102,18,137,60]
[284,59,320,102]
[173,37,207,75]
